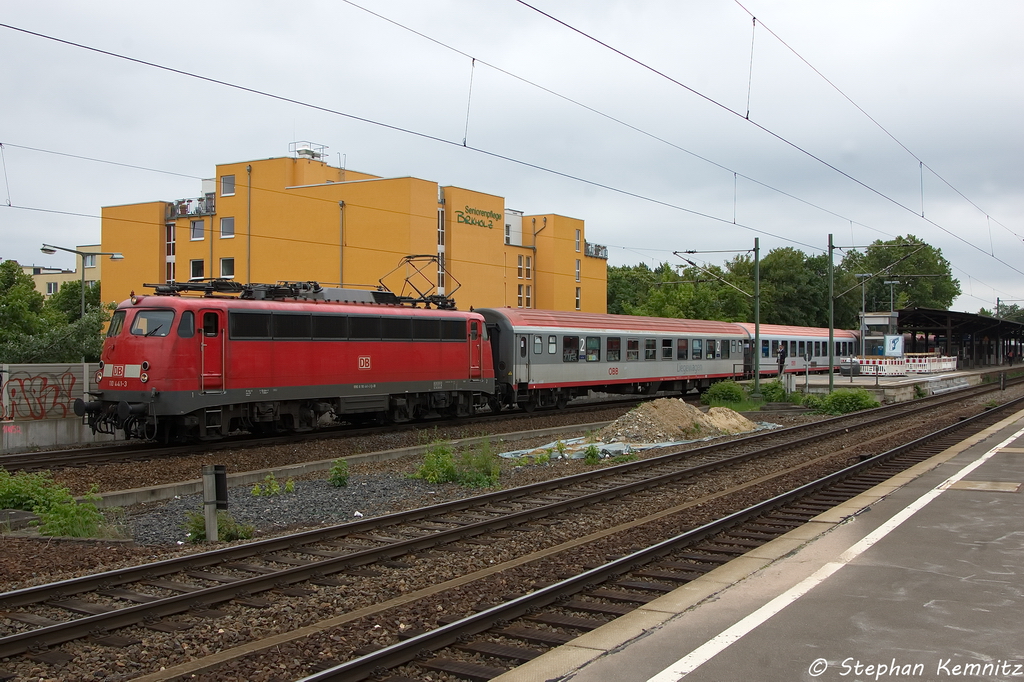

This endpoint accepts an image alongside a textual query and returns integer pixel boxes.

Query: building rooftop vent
[290,141,327,160]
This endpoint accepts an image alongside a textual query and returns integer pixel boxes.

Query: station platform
[493,407,1024,682]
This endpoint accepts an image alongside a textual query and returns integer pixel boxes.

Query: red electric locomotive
[76,281,496,441]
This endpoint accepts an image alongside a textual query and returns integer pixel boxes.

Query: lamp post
[856,273,871,352]
[40,244,124,319]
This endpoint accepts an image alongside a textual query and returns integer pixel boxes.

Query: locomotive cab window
[563,336,579,362]
[677,338,688,360]
[177,311,195,338]
[470,321,479,341]
[607,337,621,362]
[661,339,672,359]
[130,309,174,337]
[107,310,126,337]
[586,336,600,362]
[203,312,219,337]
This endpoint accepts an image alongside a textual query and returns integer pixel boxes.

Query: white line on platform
[645,423,1024,682]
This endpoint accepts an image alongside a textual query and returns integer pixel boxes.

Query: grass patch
[411,440,501,488]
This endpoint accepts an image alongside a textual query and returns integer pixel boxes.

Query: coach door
[469,320,483,379]
[200,309,225,392]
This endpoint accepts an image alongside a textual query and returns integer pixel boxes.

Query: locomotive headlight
[141,361,150,371]
[94,370,103,384]
[98,360,104,369]
[140,372,149,383]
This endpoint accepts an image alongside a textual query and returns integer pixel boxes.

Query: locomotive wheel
[556,393,569,410]
[522,398,536,413]
[488,397,502,414]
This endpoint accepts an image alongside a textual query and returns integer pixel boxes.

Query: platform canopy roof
[897,307,1024,341]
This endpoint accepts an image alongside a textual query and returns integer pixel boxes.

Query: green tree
[46,279,102,323]
[607,263,660,315]
[838,235,959,312]
[0,260,46,344]
[0,260,109,363]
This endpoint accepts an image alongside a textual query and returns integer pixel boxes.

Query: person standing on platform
[778,344,788,377]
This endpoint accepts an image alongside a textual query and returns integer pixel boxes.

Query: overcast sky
[2,0,1022,313]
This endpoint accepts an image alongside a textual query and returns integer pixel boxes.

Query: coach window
[798,341,806,357]
[677,338,688,360]
[691,339,702,360]
[645,339,656,360]
[586,336,601,362]
[607,337,621,361]
[177,311,195,338]
[130,309,174,337]
[534,335,543,354]
[722,340,730,359]
[520,336,528,358]
[563,336,579,362]
[771,340,779,356]
[790,340,797,357]
[761,339,770,358]
[707,339,718,359]
[661,339,672,359]
[626,339,640,361]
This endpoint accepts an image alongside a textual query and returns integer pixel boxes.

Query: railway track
[0,383,1015,680]
[306,393,1024,682]
[0,395,656,473]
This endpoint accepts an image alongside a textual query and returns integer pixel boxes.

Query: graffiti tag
[3,371,78,421]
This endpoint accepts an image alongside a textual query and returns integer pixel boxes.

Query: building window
[525,285,532,308]
[220,216,235,238]
[517,284,524,308]
[437,207,445,246]
[517,254,524,279]
[575,259,581,282]
[437,252,446,291]
[525,256,532,279]
[83,254,97,268]
[575,286,581,310]
[165,223,176,256]
[221,175,235,196]
[505,223,511,245]
[46,281,58,295]
[220,258,235,278]
[166,261,176,282]
[190,259,204,280]
[575,229,581,252]
[190,220,204,240]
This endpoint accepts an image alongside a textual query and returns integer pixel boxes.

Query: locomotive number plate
[358,356,371,370]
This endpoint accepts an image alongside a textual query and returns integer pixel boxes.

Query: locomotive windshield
[106,310,126,337]
[130,309,175,337]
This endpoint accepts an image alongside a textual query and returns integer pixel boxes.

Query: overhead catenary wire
[514,1,1024,273]
[1,15,1020,304]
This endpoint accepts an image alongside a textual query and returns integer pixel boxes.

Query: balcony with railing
[584,241,608,259]
[167,193,216,219]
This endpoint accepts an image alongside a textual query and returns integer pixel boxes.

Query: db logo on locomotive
[358,356,371,370]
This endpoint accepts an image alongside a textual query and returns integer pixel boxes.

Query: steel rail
[299,394,1024,681]
[0,384,1012,658]
[0,378,992,610]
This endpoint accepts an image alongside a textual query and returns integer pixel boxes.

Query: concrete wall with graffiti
[1,363,114,453]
